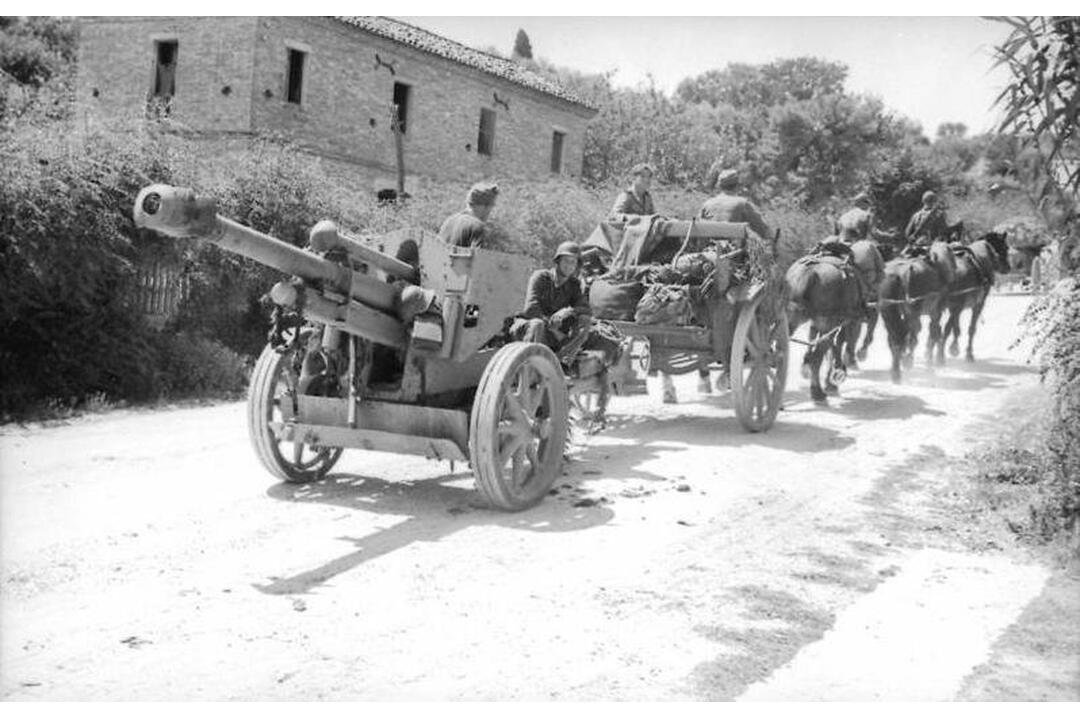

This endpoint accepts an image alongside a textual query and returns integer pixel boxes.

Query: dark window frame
[550,129,566,174]
[477,108,496,156]
[152,39,178,98]
[286,48,306,105]
[392,81,411,134]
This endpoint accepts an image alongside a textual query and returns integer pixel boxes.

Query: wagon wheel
[730,296,789,432]
[469,342,569,511]
[248,343,344,484]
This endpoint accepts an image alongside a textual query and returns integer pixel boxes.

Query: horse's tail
[878,268,909,350]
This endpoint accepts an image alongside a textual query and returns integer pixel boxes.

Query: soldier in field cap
[699,165,773,241]
[608,163,657,223]
[439,181,499,248]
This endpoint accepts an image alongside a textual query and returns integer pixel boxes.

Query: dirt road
[2,293,1077,700]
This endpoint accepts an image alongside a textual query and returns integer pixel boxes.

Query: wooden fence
[133,261,187,328]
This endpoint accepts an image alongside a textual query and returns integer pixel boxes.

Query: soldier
[905,190,949,248]
[608,163,657,223]
[699,168,773,241]
[836,192,875,242]
[439,181,499,248]
[512,242,592,351]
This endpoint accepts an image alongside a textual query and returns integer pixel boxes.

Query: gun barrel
[309,221,419,283]
[135,185,397,312]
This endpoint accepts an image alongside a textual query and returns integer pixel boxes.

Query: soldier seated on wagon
[438,181,500,249]
[511,242,592,353]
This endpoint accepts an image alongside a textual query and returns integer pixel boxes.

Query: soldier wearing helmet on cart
[512,241,592,352]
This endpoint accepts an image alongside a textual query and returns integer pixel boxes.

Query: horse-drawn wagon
[583,217,790,432]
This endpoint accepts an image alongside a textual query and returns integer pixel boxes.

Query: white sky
[397,15,1012,137]
[28,2,1077,138]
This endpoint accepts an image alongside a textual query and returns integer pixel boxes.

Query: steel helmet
[554,242,581,261]
[922,190,937,205]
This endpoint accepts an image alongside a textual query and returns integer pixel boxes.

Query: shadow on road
[255,469,613,596]
[857,358,1036,393]
[597,412,856,454]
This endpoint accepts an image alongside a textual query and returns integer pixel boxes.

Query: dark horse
[943,231,1010,361]
[785,254,864,402]
[839,239,886,368]
[878,240,958,382]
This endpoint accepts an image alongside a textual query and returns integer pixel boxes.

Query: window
[152,40,178,99]
[550,130,565,174]
[477,108,496,156]
[392,82,410,134]
[286,48,305,104]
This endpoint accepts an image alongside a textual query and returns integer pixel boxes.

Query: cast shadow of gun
[255,463,613,596]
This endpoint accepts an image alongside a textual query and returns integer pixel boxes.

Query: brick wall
[76,17,257,132]
[75,17,594,190]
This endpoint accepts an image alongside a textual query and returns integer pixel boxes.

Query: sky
[396,15,1014,137]
[27,2,1066,138]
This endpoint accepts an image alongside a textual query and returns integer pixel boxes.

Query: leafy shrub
[154,331,248,397]
[0,123,177,416]
[1013,276,1080,552]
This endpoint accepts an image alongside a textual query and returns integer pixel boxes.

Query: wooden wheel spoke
[510,446,527,487]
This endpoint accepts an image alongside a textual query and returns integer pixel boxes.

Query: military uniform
[836,206,874,242]
[438,211,491,248]
[699,192,772,240]
[905,206,948,245]
[609,188,656,221]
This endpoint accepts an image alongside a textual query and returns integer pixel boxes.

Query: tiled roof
[334,16,596,113]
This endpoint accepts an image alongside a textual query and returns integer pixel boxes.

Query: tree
[513,28,533,60]
[991,17,1079,216]
[936,122,968,139]
[675,57,848,110]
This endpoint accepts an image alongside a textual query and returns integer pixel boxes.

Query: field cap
[716,168,738,189]
[467,182,499,206]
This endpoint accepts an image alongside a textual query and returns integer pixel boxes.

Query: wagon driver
[439,181,500,249]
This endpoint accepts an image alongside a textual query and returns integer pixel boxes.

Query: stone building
[75,16,597,194]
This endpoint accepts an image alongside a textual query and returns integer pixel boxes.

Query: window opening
[550,130,565,174]
[477,108,496,156]
[392,82,410,134]
[286,48,306,104]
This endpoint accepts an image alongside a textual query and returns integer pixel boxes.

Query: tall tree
[992,16,1079,217]
[513,29,533,60]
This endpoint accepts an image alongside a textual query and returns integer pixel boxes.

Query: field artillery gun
[134,184,601,511]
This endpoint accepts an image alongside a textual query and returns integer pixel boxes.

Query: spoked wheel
[247,343,344,484]
[469,342,569,511]
[730,296,790,432]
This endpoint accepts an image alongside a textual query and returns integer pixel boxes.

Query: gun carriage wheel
[469,342,569,511]
[730,294,789,433]
[248,343,344,483]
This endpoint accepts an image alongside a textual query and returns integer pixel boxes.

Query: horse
[942,231,1010,361]
[839,239,886,368]
[877,240,958,382]
[785,254,865,402]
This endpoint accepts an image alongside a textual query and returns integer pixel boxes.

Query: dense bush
[0,123,177,416]
[1014,277,1080,551]
[153,331,248,397]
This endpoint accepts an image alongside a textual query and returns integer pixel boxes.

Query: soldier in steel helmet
[439,181,500,248]
[512,241,591,351]
[905,190,949,249]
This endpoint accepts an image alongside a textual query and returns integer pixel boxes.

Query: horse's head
[928,240,958,285]
[946,220,966,244]
[979,231,1010,272]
